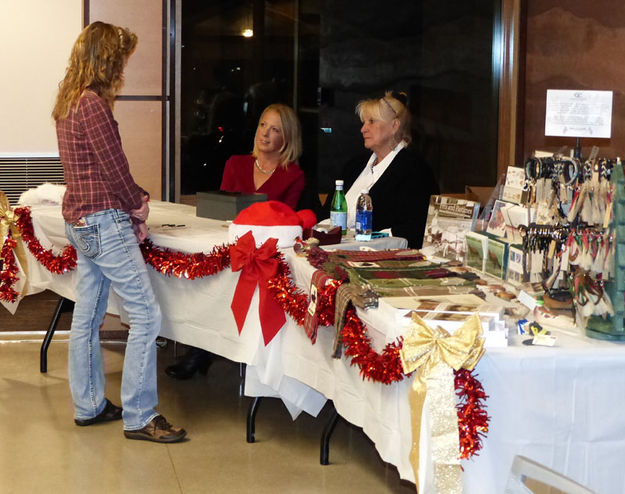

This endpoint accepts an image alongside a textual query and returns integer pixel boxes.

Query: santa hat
[229,200,317,248]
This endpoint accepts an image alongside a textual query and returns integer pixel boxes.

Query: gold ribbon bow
[399,312,485,494]
[0,191,29,298]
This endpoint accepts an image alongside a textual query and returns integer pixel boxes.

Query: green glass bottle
[330,179,347,235]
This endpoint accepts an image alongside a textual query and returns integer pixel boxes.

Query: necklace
[255,159,277,175]
[370,157,378,173]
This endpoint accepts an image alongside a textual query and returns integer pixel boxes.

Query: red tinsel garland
[455,368,490,460]
[14,207,77,274]
[341,307,490,456]
[314,278,341,327]
[266,253,309,325]
[0,237,20,303]
[266,252,341,327]
[341,307,407,384]
[8,209,489,457]
[140,239,231,279]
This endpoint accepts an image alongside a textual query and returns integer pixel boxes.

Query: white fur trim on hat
[228,224,302,248]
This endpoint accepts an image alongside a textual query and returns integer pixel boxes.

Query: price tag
[530,251,544,274]
[517,290,538,310]
[560,247,569,273]
[532,334,557,346]
[307,284,318,316]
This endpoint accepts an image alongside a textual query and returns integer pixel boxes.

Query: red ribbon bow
[230,231,286,345]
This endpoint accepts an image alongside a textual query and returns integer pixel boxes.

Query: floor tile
[0,339,415,493]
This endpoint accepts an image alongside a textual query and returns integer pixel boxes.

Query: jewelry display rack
[519,152,623,341]
[586,161,625,340]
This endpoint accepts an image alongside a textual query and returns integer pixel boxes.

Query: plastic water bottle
[355,189,373,241]
[330,179,347,235]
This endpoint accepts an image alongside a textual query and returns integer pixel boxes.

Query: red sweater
[220,154,305,210]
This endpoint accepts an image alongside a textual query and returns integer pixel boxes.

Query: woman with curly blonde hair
[54,21,186,443]
[53,21,136,120]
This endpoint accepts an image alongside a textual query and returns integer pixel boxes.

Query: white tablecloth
[15,200,625,493]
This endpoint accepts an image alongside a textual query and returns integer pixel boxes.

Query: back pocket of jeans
[72,224,101,258]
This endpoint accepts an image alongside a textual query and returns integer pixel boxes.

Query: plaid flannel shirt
[57,91,145,224]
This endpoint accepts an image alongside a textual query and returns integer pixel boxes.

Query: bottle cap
[335,179,344,186]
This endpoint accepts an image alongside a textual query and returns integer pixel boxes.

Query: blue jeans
[65,209,161,430]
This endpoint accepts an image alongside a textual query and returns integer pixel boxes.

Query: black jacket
[340,147,439,248]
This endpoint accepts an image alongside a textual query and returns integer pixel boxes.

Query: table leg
[246,396,262,443]
[239,363,246,398]
[40,297,74,373]
[320,404,340,465]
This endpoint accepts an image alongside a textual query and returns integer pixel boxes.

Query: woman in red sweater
[220,103,305,209]
[166,104,306,379]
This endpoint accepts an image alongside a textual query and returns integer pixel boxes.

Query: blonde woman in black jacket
[340,91,438,248]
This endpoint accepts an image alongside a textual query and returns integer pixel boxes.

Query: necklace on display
[255,159,277,175]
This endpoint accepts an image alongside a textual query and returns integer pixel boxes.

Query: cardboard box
[442,186,495,209]
[196,191,267,220]
[465,185,495,208]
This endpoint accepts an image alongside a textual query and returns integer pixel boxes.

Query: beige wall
[114,101,162,198]
[0,0,82,156]
[0,0,165,201]
[89,0,165,199]
[90,0,163,96]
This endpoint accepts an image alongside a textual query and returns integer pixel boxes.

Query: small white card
[501,166,526,204]
[545,89,613,138]
[517,290,538,311]
[532,334,557,346]
[486,200,508,237]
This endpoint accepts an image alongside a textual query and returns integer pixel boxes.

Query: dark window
[181,0,498,202]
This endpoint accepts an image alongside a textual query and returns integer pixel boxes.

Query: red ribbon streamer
[230,231,285,345]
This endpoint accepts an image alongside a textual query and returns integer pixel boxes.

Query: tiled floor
[0,333,416,493]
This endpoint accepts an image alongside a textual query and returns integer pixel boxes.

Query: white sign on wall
[545,89,613,139]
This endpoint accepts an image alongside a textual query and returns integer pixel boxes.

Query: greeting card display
[465,231,488,272]
[422,195,480,261]
[501,166,526,204]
